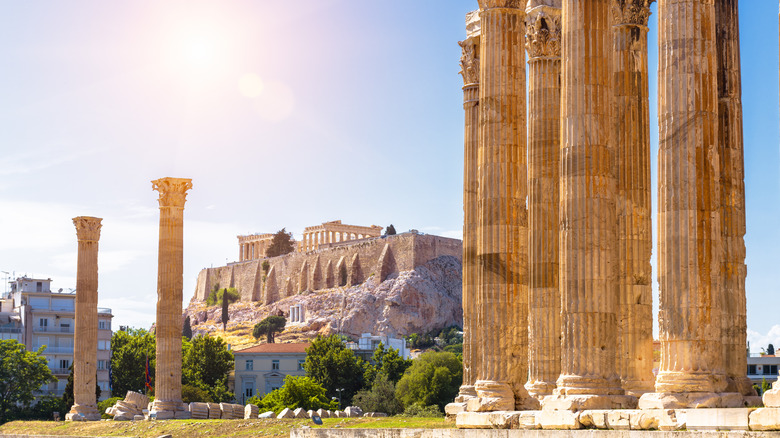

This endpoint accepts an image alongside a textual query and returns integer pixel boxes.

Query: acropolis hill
[186,227,464,343]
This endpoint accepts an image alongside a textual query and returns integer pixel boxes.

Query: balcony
[35,346,73,354]
[0,327,21,334]
[98,308,112,315]
[33,326,74,334]
[49,368,70,376]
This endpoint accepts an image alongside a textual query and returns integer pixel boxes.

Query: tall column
[612,0,655,397]
[66,216,102,422]
[639,0,727,410]
[524,0,561,401]
[469,0,538,412]
[454,10,481,405]
[716,0,755,401]
[544,0,633,410]
[150,177,193,419]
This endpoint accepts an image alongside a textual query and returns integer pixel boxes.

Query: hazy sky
[1,1,778,352]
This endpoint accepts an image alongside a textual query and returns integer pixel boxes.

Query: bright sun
[183,35,218,67]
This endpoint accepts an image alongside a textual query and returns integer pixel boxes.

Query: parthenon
[454,0,763,421]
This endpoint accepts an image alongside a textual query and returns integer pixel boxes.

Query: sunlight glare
[238,73,265,98]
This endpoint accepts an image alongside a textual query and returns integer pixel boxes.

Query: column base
[638,391,747,409]
[66,404,101,422]
[466,380,514,412]
[621,379,654,398]
[730,375,759,397]
[455,384,477,403]
[654,370,727,394]
[525,380,556,400]
[149,400,190,420]
[541,394,637,411]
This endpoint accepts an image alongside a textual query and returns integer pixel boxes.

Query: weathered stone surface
[293,407,308,419]
[468,383,515,412]
[244,404,259,419]
[259,411,275,419]
[749,408,780,431]
[542,395,636,411]
[537,410,580,430]
[316,409,330,418]
[455,411,523,429]
[685,408,750,431]
[277,408,295,419]
[344,406,363,418]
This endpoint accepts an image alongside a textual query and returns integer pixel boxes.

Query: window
[298,360,305,371]
[97,360,106,370]
[749,365,757,375]
[771,365,779,376]
[39,318,48,327]
[99,320,107,330]
[272,360,279,370]
[245,387,253,398]
[246,360,253,371]
[59,359,70,369]
[36,282,42,292]
[98,340,109,351]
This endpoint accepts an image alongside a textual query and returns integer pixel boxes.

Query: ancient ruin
[237,233,274,262]
[66,216,102,422]
[451,0,774,430]
[149,177,193,420]
[299,221,383,253]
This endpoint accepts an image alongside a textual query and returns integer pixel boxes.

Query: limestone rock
[343,406,363,418]
[245,404,259,419]
[364,412,388,418]
[315,409,329,418]
[133,415,145,421]
[293,407,308,419]
[537,410,580,430]
[277,408,295,419]
[750,408,780,431]
[259,411,275,419]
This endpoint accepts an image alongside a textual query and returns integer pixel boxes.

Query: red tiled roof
[235,342,310,354]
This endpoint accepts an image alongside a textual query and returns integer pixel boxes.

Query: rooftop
[235,342,310,354]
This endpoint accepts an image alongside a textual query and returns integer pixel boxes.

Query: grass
[0,417,453,438]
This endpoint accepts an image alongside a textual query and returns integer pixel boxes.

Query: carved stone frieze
[73,216,102,242]
[612,0,654,27]
[152,177,193,208]
[478,0,526,10]
[459,39,480,85]
[525,10,561,59]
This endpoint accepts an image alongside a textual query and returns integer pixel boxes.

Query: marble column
[469,0,538,412]
[66,216,102,422]
[455,10,481,404]
[639,0,728,410]
[716,0,755,401]
[524,0,561,401]
[543,0,634,411]
[612,0,655,397]
[150,177,193,419]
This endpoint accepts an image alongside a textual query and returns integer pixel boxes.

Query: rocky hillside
[183,255,462,350]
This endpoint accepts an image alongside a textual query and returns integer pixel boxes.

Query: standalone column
[454,11,481,405]
[150,177,193,419]
[544,0,633,411]
[771,0,780,408]
[639,0,727,409]
[66,216,102,422]
[613,0,655,397]
[524,0,561,401]
[469,0,538,412]
[716,0,755,402]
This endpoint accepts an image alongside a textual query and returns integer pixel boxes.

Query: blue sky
[0,1,777,352]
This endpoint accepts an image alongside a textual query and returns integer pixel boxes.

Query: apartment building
[8,276,113,400]
[233,343,309,404]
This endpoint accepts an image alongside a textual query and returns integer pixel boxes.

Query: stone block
[745,396,764,407]
[344,406,363,417]
[683,407,750,430]
[114,413,132,421]
[333,410,344,418]
[629,410,661,430]
[517,411,540,429]
[578,410,607,429]
[719,393,746,408]
[365,412,388,417]
[316,409,329,418]
[605,410,631,430]
[750,408,780,431]
[133,415,145,421]
[174,410,191,420]
[259,411,275,419]
[278,408,295,419]
[244,404,259,420]
[153,410,174,420]
[445,402,467,417]
[763,389,780,408]
[542,394,636,411]
[537,410,581,430]
[455,411,522,429]
[293,407,308,419]
[307,410,316,419]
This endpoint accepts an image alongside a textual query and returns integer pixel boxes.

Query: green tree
[182,335,234,402]
[364,343,411,385]
[248,375,337,413]
[110,328,156,396]
[304,335,366,406]
[395,351,462,411]
[266,228,295,257]
[181,384,212,403]
[253,315,286,343]
[769,344,775,355]
[384,225,397,236]
[62,364,101,412]
[221,289,230,331]
[183,316,193,340]
[0,339,56,424]
[352,374,403,415]
[206,287,239,306]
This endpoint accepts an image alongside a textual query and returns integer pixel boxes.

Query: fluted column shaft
[715,0,753,398]
[151,177,193,414]
[69,217,102,421]
[473,0,536,411]
[556,0,622,397]
[459,31,481,396]
[655,0,725,395]
[525,3,561,400]
[613,0,655,397]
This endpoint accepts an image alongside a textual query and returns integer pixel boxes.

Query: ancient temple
[453,0,762,424]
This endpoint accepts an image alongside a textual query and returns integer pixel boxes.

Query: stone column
[612,0,655,397]
[150,177,193,419]
[468,0,538,412]
[524,0,561,401]
[543,0,633,411]
[454,11,481,406]
[716,0,755,401]
[66,216,102,422]
[639,0,728,410]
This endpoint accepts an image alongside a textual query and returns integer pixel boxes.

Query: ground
[0,417,453,438]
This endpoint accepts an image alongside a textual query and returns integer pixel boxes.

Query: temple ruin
[451,0,778,430]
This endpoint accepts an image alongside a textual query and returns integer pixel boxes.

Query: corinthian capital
[152,177,193,208]
[459,39,480,85]
[525,8,561,59]
[612,0,654,27]
[73,216,102,242]
[478,0,526,10]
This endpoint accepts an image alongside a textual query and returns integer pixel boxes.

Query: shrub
[206,287,240,306]
[400,403,443,417]
[98,396,122,419]
[250,376,337,414]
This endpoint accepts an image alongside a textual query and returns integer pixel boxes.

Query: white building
[747,354,780,392]
[233,343,309,405]
[7,276,113,400]
[346,333,410,360]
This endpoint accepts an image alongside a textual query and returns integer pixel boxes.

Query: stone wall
[192,232,462,304]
